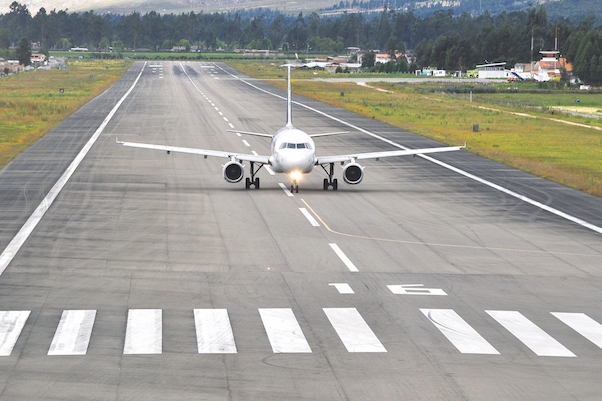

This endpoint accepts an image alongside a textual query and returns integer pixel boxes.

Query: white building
[476,62,510,79]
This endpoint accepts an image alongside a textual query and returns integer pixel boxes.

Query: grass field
[0,59,133,168]
[225,60,602,197]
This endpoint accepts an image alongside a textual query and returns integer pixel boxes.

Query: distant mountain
[0,0,599,24]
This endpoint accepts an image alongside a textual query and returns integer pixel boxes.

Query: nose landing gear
[290,180,299,193]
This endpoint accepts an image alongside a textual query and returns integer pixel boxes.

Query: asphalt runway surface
[0,61,601,400]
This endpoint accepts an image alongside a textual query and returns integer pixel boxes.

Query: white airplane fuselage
[269,126,316,174]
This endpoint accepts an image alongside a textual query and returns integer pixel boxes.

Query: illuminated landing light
[291,171,302,182]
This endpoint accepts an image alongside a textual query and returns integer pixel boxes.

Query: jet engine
[223,161,244,183]
[343,162,364,185]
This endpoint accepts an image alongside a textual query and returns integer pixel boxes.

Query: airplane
[117,66,465,192]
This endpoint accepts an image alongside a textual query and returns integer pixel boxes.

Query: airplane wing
[315,145,464,165]
[116,139,270,164]
[226,130,273,138]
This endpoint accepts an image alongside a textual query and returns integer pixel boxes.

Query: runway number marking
[329,243,358,272]
[299,208,320,226]
[329,283,354,294]
[194,309,237,353]
[421,309,499,354]
[486,310,575,357]
[259,308,312,353]
[388,284,447,296]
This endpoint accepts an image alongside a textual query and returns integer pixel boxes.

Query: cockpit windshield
[279,143,313,150]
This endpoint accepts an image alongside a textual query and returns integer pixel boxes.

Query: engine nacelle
[222,161,244,183]
[343,162,364,185]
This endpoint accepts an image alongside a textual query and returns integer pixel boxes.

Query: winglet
[286,65,293,128]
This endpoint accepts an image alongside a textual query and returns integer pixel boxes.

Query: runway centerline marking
[278,183,294,197]
[329,243,358,272]
[300,199,601,258]
[0,62,147,276]
[215,64,602,236]
[299,208,320,226]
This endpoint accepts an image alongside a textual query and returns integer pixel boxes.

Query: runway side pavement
[0,61,600,400]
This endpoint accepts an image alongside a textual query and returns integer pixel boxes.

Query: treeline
[1,1,601,84]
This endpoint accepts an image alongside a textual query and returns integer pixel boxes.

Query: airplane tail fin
[286,65,293,128]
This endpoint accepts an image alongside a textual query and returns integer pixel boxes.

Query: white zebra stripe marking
[259,308,311,353]
[323,308,386,352]
[48,310,96,356]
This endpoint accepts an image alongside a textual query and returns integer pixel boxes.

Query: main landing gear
[320,163,338,190]
[245,161,263,189]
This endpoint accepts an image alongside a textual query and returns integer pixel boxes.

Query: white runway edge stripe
[420,309,499,354]
[259,308,312,353]
[0,311,30,356]
[194,309,237,353]
[486,310,575,357]
[48,310,96,356]
[124,309,162,355]
[323,308,386,352]
[214,64,602,236]
[0,62,147,276]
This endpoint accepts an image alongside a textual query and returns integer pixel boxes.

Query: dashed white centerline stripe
[329,243,358,272]
[242,140,250,147]
[228,123,235,129]
[278,183,294,197]
[265,166,275,175]
[0,62,147,275]
[299,208,320,226]
[223,117,229,122]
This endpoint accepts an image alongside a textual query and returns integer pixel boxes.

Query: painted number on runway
[388,284,447,296]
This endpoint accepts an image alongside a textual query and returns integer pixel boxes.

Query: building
[476,62,509,79]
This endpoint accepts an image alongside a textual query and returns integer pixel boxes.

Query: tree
[16,36,31,66]
[0,28,10,49]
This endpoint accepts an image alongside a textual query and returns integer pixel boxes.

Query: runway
[0,60,601,400]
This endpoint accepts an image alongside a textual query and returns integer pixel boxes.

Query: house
[375,53,403,64]
[31,54,46,67]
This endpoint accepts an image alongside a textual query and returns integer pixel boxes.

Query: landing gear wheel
[323,178,329,190]
[255,178,260,189]
[333,179,338,190]
[245,177,251,189]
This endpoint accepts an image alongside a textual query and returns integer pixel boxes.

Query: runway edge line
[0,62,147,276]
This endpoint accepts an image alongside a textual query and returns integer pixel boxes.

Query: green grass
[224,60,602,197]
[0,59,133,168]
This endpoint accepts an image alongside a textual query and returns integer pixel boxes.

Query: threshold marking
[329,243,358,272]
[323,308,386,352]
[194,309,237,353]
[329,283,354,294]
[48,310,96,356]
[215,64,602,236]
[486,310,575,357]
[278,183,294,197]
[421,309,499,354]
[552,312,602,349]
[0,311,30,356]
[0,62,147,276]
[259,308,311,353]
[299,208,320,226]
[124,309,162,355]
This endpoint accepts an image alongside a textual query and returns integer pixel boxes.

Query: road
[0,61,601,400]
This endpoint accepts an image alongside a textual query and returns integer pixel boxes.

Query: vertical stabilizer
[286,65,293,128]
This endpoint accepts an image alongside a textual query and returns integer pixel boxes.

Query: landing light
[291,171,302,181]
